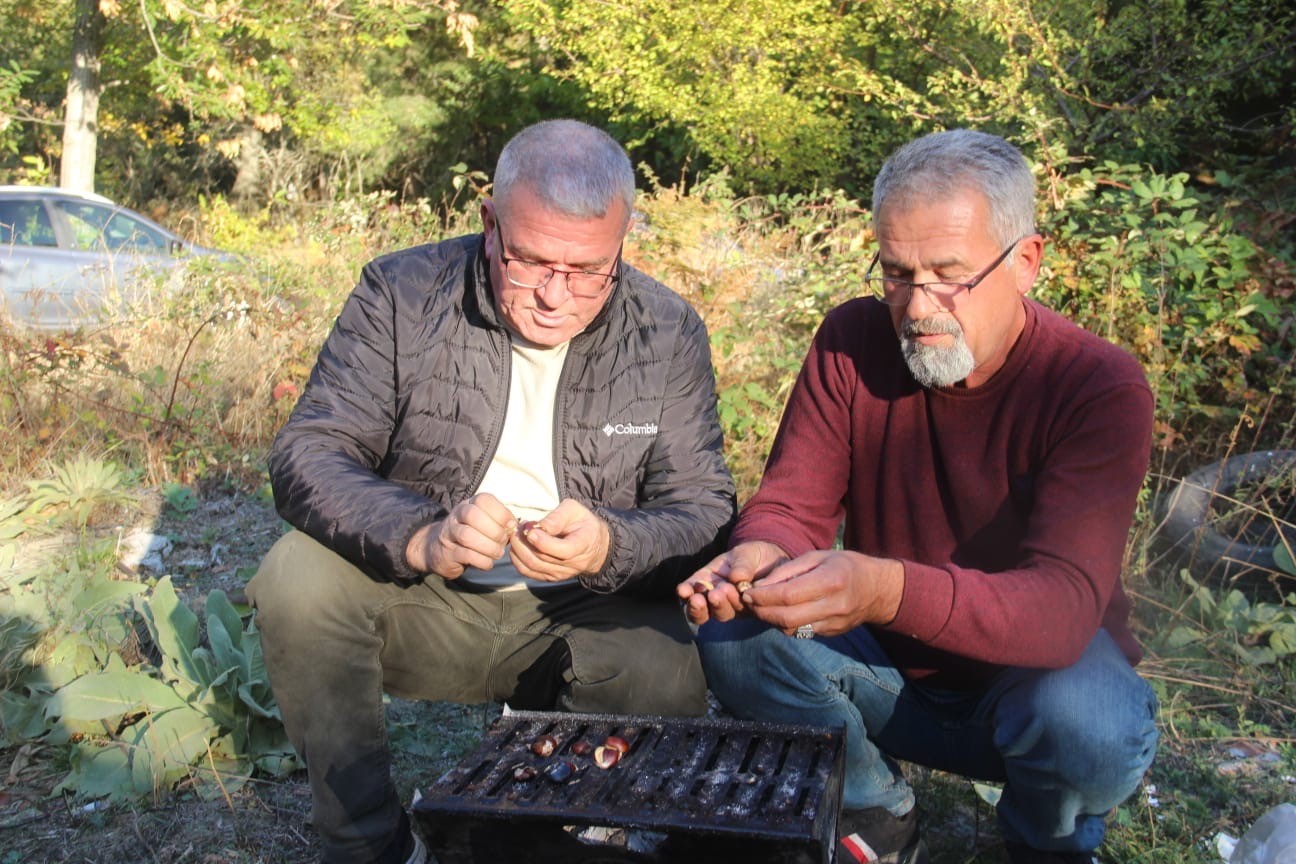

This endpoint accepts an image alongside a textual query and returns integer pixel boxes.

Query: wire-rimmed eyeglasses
[496,222,621,299]
[864,235,1034,307]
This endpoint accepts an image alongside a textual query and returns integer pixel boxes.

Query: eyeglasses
[495,222,621,299]
[864,235,1032,307]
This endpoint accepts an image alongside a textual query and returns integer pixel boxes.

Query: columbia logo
[603,421,659,437]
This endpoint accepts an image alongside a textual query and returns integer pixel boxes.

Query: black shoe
[1004,840,1100,863]
[837,806,929,864]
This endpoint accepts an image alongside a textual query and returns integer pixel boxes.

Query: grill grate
[411,710,844,864]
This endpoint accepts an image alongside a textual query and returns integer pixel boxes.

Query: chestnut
[544,759,576,783]
[593,745,621,769]
[530,734,558,757]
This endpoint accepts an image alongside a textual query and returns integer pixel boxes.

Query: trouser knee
[563,609,708,716]
[997,645,1160,802]
[248,531,373,642]
[696,617,799,709]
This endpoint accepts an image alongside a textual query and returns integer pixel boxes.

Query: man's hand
[406,493,517,580]
[677,541,790,626]
[508,499,611,582]
[741,550,905,638]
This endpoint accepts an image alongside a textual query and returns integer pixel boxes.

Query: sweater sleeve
[730,306,861,556]
[268,258,445,585]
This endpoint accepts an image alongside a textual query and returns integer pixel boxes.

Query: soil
[1,484,499,864]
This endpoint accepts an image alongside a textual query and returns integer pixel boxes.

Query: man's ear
[1015,233,1045,296]
[481,199,497,239]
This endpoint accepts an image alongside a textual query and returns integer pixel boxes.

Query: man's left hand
[741,550,905,638]
[509,499,611,582]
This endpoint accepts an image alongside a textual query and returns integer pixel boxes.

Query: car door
[51,199,180,318]
[0,197,82,327]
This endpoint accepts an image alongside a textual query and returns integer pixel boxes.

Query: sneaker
[1004,840,1100,863]
[403,830,435,864]
[837,806,930,864]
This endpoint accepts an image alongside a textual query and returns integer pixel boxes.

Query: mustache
[901,316,963,338]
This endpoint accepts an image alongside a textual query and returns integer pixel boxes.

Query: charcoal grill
[411,710,844,864]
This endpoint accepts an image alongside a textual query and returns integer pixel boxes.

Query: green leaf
[55,741,134,800]
[1165,625,1204,648]
[70,579,147,618]
[140,577,202,685]
[206,590,244,654]
[1274,542,1295,577]
[128,705,216,794]
[0,689,51,744]
[1267,622,1296,657]
[46,670,187,722]
[236,681,279,719]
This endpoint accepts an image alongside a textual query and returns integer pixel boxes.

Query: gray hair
[872,129,1036,248]
[492,119,635,227]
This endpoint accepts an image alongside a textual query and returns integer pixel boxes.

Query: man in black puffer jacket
[248,119,736,864]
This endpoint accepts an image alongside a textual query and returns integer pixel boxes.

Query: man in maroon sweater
[679,130,1158,864]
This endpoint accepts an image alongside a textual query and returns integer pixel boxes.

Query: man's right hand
[405,493,518,579]
[677,541,789,626]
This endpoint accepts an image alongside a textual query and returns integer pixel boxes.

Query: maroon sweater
[732,298,1154,688]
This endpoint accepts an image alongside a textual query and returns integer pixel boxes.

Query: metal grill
[411,710,844,864]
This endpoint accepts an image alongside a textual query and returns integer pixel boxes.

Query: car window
[0,200,58,247]
[55,201,170,253]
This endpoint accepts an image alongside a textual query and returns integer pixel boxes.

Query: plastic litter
[1229,803,1296,864]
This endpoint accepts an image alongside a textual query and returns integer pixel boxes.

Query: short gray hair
[493,119,635,227]
[872,129,1036,248]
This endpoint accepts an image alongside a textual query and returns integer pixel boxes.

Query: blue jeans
[696,619,1158,853]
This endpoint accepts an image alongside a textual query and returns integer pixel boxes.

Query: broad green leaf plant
[1,458,298,803]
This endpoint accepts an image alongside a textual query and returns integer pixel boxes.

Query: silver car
[0,185,232,330]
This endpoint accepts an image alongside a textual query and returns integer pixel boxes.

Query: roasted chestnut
[603,735,630,755]
[512,763,538,781]
[569,739,594,757]
[530,734,558,757]
[593,745,621,769]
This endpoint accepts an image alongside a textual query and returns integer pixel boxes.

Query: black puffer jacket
[268,234,736,593]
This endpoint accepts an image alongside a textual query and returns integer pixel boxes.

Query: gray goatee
[901,317,975,387]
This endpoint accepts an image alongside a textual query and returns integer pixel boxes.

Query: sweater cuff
[885,560,955,642]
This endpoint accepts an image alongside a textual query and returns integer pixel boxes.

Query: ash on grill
[411,710,844,863]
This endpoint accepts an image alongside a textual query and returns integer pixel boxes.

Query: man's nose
[536,271,574,305]
[903,282,942,316]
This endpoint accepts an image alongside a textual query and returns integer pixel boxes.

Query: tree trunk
[60,0,106,194]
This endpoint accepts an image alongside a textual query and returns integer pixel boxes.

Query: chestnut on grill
[603,735,630,755]
[512,763,538,781]
[593,745,620,769]
[530,734,558,757]
[569,739,594,757]
[543,759,577,783]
